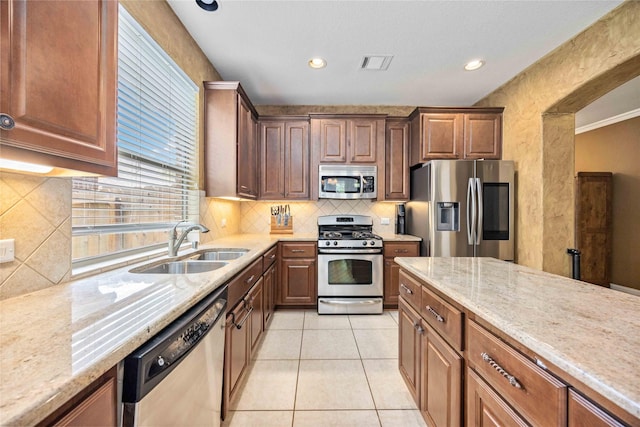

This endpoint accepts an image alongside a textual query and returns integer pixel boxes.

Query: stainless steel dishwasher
[122,285,227,427]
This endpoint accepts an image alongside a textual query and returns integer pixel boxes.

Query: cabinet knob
[0,114,15,130]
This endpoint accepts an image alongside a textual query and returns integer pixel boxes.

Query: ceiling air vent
[360,55,393,71]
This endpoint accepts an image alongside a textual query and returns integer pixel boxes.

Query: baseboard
[610,283,640,297]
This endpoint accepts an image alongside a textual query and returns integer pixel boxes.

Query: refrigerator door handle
[475,178,483,245]
[467,178,475,245]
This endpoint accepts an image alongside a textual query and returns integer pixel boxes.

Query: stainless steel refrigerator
[407,160,515,260]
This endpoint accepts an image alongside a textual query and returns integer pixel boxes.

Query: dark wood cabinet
[315,118,348,163]
[0,0,117,175]
[421,322,463,427]
[399,298,423,406]
[384,242,419,307]
[349,118,381,163]
[248,277,264,355]
[224,300,250,417]
[385,119,411,200]
[278,242,317,306]
[259,118,310,200]
[568,389,625,427]
[39,366,117,427]
[467,368,528,427]
[575,172,613,287]
[263,262,277,327]
[204,81,259,199]
[409,108,503,165]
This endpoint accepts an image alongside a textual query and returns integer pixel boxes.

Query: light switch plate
[0,239,15,263]
[380,218,390,225]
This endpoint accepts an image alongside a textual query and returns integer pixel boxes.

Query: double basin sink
[130,248,249,274]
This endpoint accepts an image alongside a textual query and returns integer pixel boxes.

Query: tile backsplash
[0,172,72,300]
[240,200,400,235]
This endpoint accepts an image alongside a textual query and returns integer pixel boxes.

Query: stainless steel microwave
[318,165,377,199]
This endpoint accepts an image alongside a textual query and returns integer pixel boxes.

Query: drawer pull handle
[425,305,444,322]
[231,305,253,329]
[291,249,305,253]
[245,274,255,284]
[400,284,413,295]
[481,352,522,389]
[395,249,409,253]
[269,254,276,259]
[413,322,424,334]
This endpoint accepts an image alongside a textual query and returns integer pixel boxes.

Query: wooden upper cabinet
[259,118,309,200]
[463,113,502,159]
[316,119,348,163]
[312,115,384,164]
[409,108,503,166]
[0,0,117,175]
[349,119,379,163]
[385,119,410,200]
[204,82,259,199]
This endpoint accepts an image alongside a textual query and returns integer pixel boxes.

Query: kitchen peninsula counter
[0,233,312,426]
[395,256,640,423]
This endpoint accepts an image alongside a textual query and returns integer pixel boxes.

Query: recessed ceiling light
[464,59,485,71]
[308,58,327,69]
[195,0,218,12]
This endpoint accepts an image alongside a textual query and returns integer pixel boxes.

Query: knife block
[270,216,294,234]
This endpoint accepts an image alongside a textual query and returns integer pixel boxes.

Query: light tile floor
[223,310,427,427]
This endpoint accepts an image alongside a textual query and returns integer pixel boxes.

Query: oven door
[317,252,383,297]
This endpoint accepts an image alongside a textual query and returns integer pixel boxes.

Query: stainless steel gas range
[317,215,384,314]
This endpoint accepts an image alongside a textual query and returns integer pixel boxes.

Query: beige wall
[475,1,640,276]
[575,117,640,290]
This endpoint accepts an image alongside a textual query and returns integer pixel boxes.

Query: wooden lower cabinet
[467,368,528,427]
[223,301,250,418]
[248,278,264,355]
[263,262,277,327]
[384,242,419,307]
[278,242,317,307]
[568,389,625,427]
[421,322,463,427]
[38,366,117,427]
[398,298,422,405]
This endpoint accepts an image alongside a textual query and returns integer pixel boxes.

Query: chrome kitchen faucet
[168,220,209,257]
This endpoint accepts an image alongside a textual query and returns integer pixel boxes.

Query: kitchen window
[71,6,199,272]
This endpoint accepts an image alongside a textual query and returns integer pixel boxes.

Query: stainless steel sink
[130,260,228,274]
[195,248,249,261]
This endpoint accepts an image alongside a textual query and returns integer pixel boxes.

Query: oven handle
[318,248,383,254]
[318,299,381,305]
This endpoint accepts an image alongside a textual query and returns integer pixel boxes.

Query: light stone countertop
[0,232,415,425]
[394,257,640,421]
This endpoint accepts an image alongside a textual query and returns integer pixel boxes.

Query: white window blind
[72,6,199,268]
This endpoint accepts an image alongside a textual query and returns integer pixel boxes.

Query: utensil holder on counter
[270,216,293,234]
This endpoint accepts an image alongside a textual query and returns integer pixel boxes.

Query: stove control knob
[369,240,376,246]
[362,241,368,246]
[333,241,338,246]
[325,241,331,246]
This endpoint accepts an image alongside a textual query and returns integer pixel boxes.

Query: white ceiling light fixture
[195,0,218,12]
[464,59,485,71]
[308,57,327,69]
[360,55,393,71]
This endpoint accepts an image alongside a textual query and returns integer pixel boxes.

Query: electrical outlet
[380,218,390,225]
[0,239,15,263]
[221,218,227,228]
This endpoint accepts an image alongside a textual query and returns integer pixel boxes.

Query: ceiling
[167,0,631,125]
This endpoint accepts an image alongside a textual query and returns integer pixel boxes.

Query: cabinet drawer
[467,320,567,427]
[421,286,463,351]
[228,258,263,309]
[280,242,316,258]
[263,245,278,271]
[383,242,419,258]
[398,269,422,311]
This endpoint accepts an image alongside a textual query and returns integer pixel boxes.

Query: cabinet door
[349,118,379,163]
[317,119,347,163]
[0,0,117,175]
[419,114,462,160]
[237,96,258,198]
[385,120,410,200]
[422,323,463,427]
[384,259,401,306]
[224,302,250,416]
[260,121,285,199]
[568,390,625,427]
[263,263,277,327]
[279,258,316,305]
[463,113,502,159]
[248,278,264,355]
[467,368,528,427]
[398,298,422,406]
[284,121,310,199]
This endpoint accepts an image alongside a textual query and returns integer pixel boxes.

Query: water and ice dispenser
[436,202,459,231]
